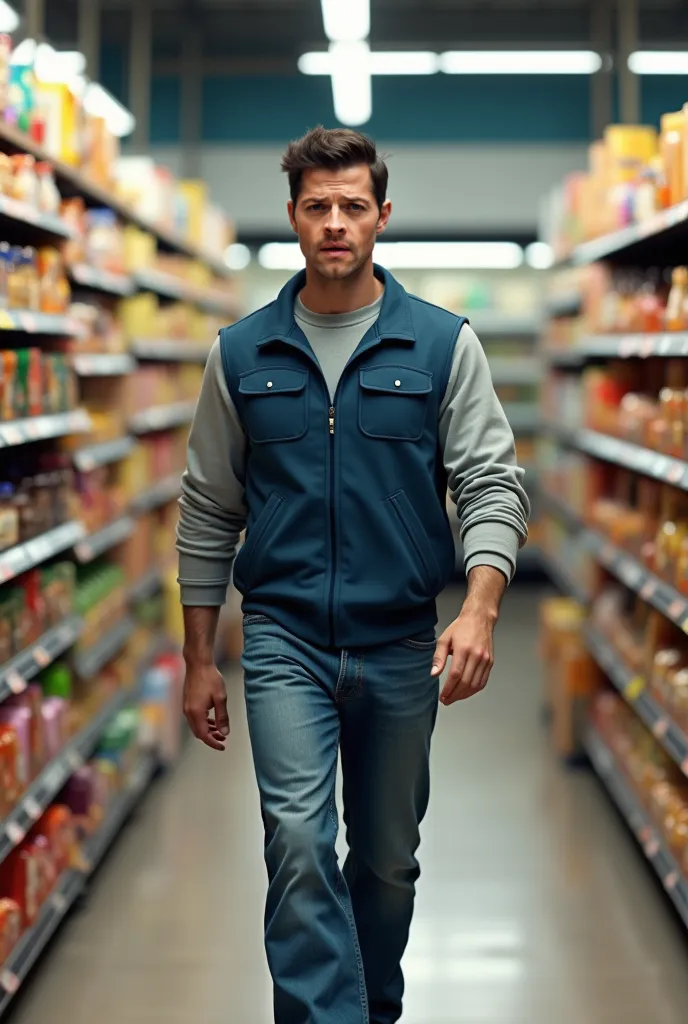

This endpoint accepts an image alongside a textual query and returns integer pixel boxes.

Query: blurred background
[0,1,685,1022]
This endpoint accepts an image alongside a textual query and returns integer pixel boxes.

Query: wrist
[183,648,215,670]
[460,599,499,625]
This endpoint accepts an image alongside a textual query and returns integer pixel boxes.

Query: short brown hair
[281,125,388,211]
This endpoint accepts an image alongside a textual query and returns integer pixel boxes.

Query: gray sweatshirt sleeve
[176,337,247,605]
[439,323,530,583]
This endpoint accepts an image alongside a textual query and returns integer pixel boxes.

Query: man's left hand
[431,612,495,705]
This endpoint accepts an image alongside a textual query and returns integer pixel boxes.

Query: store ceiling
[42,0,688,62]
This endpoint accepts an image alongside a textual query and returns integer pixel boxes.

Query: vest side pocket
[387,489,442,594]
[234,491,284,592]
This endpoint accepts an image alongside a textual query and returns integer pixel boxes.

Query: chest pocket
[238,367,309,443]
[359,365,433,441]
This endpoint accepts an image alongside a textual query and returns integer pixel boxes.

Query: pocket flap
[239,367,308,396]
[359,365,432,395]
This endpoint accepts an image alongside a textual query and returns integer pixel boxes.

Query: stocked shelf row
[545,332,688,366]
[0,616,83,705]
[0,410,90,448]
[0,750,157,1014]
[584,624,688,776]
[584,725,688,929]
[73,618,135,681]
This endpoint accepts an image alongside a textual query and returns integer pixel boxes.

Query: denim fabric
[241,614,440,1024]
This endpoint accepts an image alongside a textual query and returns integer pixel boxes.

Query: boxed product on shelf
[0,347,76,420]
[68,298,126,355]
[74,563,128,652]
[541,596,601,758]
[74,458,128,536]
[0,561,75,663]
[0,451,75,548]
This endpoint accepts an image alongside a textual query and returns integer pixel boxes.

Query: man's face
[288,164,391,280]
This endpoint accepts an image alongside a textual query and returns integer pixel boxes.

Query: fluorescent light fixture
[440,50,602,74]
[299,49,439,76]
[525,241,554,269]
[224,243,251,271]
[321,0,369,43]
[628,51,688,75]
[83,82,136,138]
[258,241,525,271]
[374,242,524,270]
[0,1,18,33]
[330,41,372,126]
[258,243,305,271]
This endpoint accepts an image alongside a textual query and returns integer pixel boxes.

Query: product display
[0,30,237,1004]
[540,98,688,931]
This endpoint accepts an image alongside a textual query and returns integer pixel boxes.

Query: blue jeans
[241,614,440,1024]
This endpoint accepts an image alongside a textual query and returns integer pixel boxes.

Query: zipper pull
[328,406,335,435]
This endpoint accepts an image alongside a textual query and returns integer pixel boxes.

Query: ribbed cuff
[462,521,520,584]
[178,581,229,606]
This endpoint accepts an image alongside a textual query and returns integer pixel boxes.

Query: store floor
[7,587,688,1024]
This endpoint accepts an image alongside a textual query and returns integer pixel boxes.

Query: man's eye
[308,204,324,212]
[348,203,363,211]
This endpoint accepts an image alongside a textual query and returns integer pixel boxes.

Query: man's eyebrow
[301,194,372,204]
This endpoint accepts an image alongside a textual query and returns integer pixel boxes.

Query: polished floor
[7,587,688,1024]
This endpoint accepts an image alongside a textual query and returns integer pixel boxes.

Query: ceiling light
[299,49,439,76]
[321,0,369,43]
[224,243,251,271]
[330,41,372,126]
[0,2,18,33]
[628,51,688,75]
[525,242,554,269]
[374,242,524,270]
[440,50,602,74]
[83,82,136,137]
[258,243,305,271]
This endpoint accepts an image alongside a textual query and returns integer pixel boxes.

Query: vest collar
[256,263,416,349]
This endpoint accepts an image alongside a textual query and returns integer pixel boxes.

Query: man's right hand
[183,663,230,751]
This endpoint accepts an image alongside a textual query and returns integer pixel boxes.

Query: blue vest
[220,265,467,649]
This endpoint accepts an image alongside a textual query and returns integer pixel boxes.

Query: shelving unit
[0,85,238,1003]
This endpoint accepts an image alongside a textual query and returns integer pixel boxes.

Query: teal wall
[99,45,688,145]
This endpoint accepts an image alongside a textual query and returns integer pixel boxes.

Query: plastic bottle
[666,267,688,332]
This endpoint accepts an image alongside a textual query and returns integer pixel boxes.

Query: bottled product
[36,162,60,214]
[10,154,37,205]
[666,267,688,331]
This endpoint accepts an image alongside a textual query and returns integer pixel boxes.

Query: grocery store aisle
[7,587,688,1024]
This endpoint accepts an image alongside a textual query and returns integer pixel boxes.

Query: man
[177,126,529,1024]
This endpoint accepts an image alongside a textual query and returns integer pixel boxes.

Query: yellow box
[661,111,684,206]
[35,81,79,165]
[604,124,658,184]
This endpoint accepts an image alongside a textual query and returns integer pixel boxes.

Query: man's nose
[324,205,345,232]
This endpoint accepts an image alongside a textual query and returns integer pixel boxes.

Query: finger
[214,689,230,738]
[189,708,226,751]
[440,647,469,703]
[431,636,450,678]
[452,656,493,703]
[458,651,483,691]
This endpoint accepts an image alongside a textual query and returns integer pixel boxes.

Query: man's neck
[299,260,383,315]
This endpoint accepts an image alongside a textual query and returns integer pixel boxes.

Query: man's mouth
[321,244,350,254]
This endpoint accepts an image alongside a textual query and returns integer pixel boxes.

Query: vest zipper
[327,403,336,645]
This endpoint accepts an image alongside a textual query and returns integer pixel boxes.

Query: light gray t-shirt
[294,291,384,402]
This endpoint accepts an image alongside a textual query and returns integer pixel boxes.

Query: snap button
[266,381,273,388]
[394,379,401,387]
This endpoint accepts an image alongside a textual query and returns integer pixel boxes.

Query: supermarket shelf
[545,333,688,366]
[545,291,582,319]
[587,532,688,632]
[488,357,541,386]
[133,268,239,317]
[0,408,91,448]
[73,435,134,472]
[0,309,84,336]
[585,624,688,776]
[0,687,130,867]
[73,617,135,680]
[129,567,163,604]
[540,419,582,446]
[0,615,84,705]
[130,338,213,363]
[0,522,85,586]
[68,264,136,297]
[0,195,76,240]
[540,488,583,531]
[0,751,157,1014]
[577,430,688,491]
[468,312,541,337]
[129,400,195,435]
[540,548,590,604]
[502,402,538,432]
[584,724,688,929]
[131,473,181,513]
[572,198,688,267]
[542,347,586,368]
[74,516,136,564]
[72,352,136,377]
[0,119,230,276]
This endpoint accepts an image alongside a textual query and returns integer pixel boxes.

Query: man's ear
[288,199,298,234]
[376,200,392,236]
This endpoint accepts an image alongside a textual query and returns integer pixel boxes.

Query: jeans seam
[327,749,369,1023]
[334,649,349,702]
